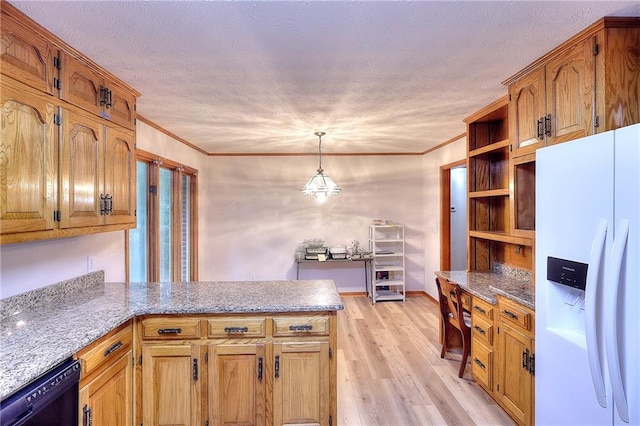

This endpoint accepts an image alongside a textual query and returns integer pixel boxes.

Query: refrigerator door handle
[605,219,630,422]
[585,218,608,408]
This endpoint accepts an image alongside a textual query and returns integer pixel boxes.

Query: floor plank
[337,295,515,425]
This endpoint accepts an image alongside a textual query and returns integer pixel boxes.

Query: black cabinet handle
[193,358,199,381]
[258,357,263,381]
[99,194,107,216]
[103,340,123,357]
[83,404,93,426]
[502,310,519,320]
[537,117,544,140]
[522,349,529,370]
[473,325,486,335]
[544,114,552,137]
[158,328,182,334]
[224,326,249,333]
[274,355,280,379]
[289,325,313,331]
[473,358,486,370]
[473,305,486,315]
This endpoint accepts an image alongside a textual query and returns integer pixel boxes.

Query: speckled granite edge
[492,262,532,281]
[0,271,104,319]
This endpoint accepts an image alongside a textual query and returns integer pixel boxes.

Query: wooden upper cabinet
[0,11,56,95]
[508,69,545,158]
[59,107,104,229]
[0,78,57,235]
[505,18,640,156]
[544,37,594,146]
[60,52,136,130]
[104,124,136,225]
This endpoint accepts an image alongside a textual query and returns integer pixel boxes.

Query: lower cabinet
[76,321,133,426]
[470,297,495,394]
[495,296,535,426]
[137,313,336,426]
[141,344,205,426]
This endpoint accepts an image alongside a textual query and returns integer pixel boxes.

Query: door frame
[440,159,467,271]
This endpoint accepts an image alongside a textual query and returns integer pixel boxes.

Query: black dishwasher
[1,358,81,426]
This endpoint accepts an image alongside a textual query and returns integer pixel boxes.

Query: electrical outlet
[87,256,96,272]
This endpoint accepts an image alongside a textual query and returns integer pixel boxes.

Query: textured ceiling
[8,1,640,154]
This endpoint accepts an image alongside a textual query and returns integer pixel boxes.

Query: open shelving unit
[465,96,533,272]
[369,224,405,303]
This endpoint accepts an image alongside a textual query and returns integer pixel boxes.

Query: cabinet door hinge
[132,355,135,366]
[509,144,512,152]
[53,210,61,222]
[497,326,500,334]
[53,114,61,126]
[205,420,209,426]
[593,43,599,56]
[139,354,143,365]
[53,77,61,91]
[205,351,209,363]
[529,353,535,376]
[329,415,333,426]
[497,383,500,392]
[508,93,511,102]
[193,358,199,381]
[594,115,600,129]
[53,56,61,70]
[329,347,333,359]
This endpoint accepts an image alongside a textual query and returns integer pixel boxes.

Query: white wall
[203,154,424,293]
[450,167,467,270]
[422,137,467,300]
[1,120,463,299]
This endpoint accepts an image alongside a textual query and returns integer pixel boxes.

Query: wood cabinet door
[209,343,266,426]
[59,107,103,229]
[545,37,595,146]
[60,51,103,118]
[496,324,533,426]
[79,351,133,426]
[103,124,136,225]
[0,78,57,235]
[509,69,546,158]
[272,341,330,426]
[105,82,137,130]
[0,12,55,95]
[142,344,203,426]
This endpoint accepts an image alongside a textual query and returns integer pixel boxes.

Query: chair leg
[458,334,470,378]
[440,325,447,358]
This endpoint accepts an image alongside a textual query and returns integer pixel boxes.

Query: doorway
[440,160,467,271]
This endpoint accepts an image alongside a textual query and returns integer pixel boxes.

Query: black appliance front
[1,358,80,426]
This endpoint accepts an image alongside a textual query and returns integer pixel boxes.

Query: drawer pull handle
[103,341,123,357]
[158,328,182,334]
[289,325,313,331]
[473,305,487,315]
[224,326,249,333]
[502,310,519,320]
[473,325,486,335]
[473,358,486,370]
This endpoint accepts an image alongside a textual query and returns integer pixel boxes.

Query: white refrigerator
[535,123,639,425]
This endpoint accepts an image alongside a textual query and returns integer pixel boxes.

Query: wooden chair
[435,276,471,378]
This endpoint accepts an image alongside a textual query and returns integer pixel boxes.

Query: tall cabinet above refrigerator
[535,123,639,425]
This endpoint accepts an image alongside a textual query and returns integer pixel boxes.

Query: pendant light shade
[301,132,341,203]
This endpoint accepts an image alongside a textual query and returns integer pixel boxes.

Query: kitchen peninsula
[0,272,343,425]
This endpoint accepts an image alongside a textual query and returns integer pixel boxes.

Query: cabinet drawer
[272,316,329,337]
[141,317,202,340]
[207,317,266,338]
[77,322,132,378]
[472,315,494,346]
[470,297,494,321]
[498,298,533,334]
[471,342,493,390]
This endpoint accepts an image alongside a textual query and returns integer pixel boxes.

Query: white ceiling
[8,1,640,154]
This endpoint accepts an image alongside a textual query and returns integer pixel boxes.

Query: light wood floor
[336,295,515,425]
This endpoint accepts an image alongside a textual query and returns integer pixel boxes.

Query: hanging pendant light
[301,132,341,203]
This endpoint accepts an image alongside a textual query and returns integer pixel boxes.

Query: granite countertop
[0,275,343,399]
[435,270,534,309]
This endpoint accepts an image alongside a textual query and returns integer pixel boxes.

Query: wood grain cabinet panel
[142,344,205,426]
[0,10,55,95]
[209,343,267,426]
[272,341,330,426]
[0,78,57,235]
[509,69,546,158]
[103,123,136,225]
